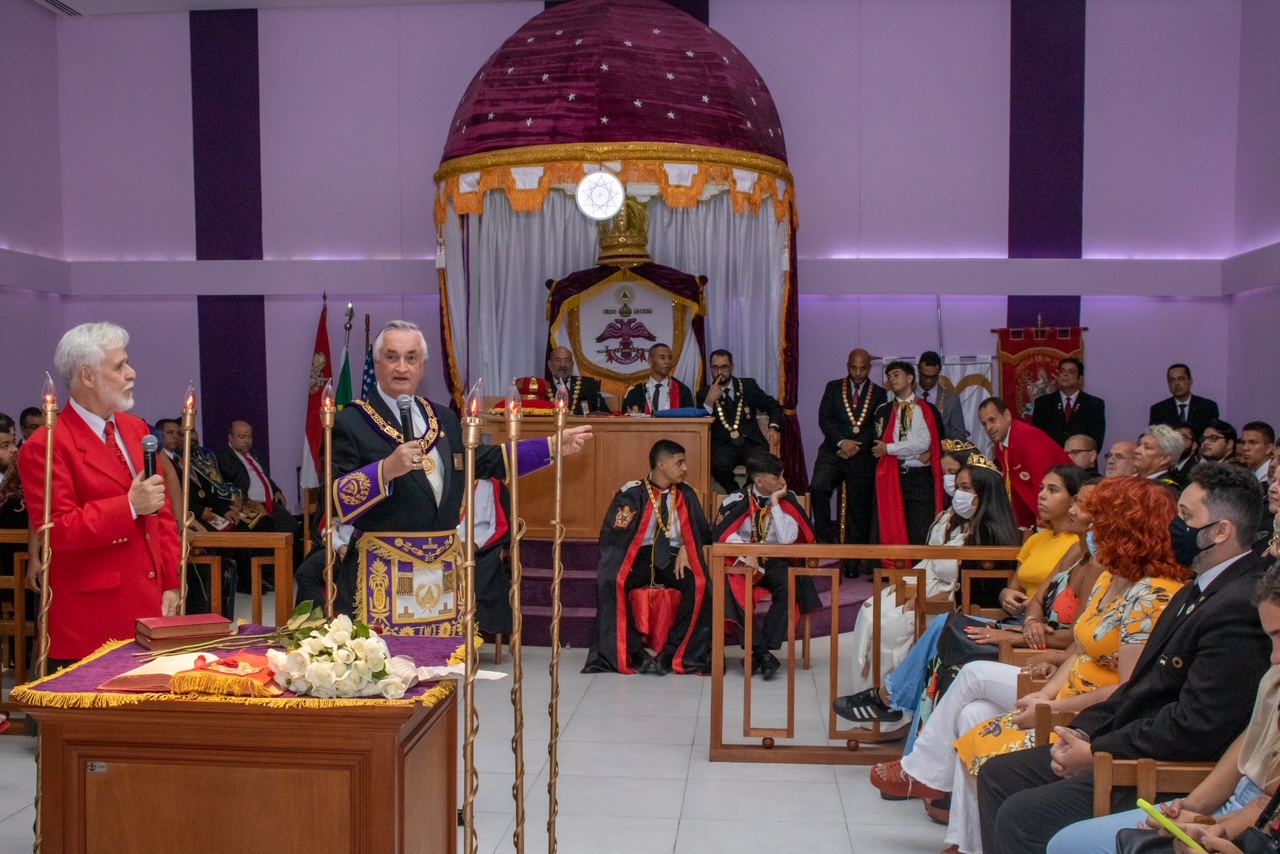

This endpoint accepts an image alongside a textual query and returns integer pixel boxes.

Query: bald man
[217,419,302,579]
[546,346,610,413]
[1104,440,1138,478]
[810,349,888,575]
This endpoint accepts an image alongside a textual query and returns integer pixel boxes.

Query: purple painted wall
[57,13,195,261]
[1228,286,1280,433]
[0,0,62,259]
[1082,0,1241,259]
[1234,0,1280,255]
[0,287,65,423]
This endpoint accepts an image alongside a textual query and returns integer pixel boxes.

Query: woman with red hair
[871,477,1187,854]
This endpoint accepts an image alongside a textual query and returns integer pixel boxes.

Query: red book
[136,614,232,640]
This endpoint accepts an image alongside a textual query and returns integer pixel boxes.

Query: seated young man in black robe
[713,451,822,680]
[583,439,713,675]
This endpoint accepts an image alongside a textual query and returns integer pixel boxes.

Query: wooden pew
[189,530,294,626]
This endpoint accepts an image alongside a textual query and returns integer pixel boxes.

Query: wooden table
[482,415,711,539]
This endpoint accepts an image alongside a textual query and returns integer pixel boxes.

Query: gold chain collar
[353,396,441,451]
[842,378,874,433]
[714,378,745,438]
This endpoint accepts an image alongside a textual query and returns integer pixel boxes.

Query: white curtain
[942,358,996,458]
[440,187,790,400]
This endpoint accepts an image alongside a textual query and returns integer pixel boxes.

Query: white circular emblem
[575,171,625,220]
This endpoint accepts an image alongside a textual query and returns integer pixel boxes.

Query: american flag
[360,344,376,401]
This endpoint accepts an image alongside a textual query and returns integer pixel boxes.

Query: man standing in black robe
[583,439,713,675]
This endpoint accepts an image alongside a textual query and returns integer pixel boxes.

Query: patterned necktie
[651,383,662,414]
[851,380,860,410]
[103,420,132,479]
[898,402,911,440]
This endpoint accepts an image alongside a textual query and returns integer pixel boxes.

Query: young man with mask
[713,452,821,680]
[978,462,1270,854]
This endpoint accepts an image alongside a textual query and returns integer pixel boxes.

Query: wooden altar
[482,415,711,538]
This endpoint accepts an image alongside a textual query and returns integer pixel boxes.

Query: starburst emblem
[575,172,625,221]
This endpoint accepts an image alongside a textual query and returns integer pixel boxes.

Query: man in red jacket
[19,322,180,667]
[978,396,1071,528]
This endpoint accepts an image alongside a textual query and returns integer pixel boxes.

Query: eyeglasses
[1201,434,1225,442]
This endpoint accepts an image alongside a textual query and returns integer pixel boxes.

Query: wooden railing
[707,542,1022,766]
[189,531,294,626]
[0,529,34,694]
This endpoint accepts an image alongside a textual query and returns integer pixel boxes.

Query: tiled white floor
[0,593,945,854]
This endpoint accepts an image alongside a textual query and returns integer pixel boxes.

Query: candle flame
[184,382,196,411]
[322,379,335,410]
[506,380,522,417]
[555,384,569,411]
[465,378,484,418]
[42,372,56,404]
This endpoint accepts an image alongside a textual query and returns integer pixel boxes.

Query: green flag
[336,349,354,409]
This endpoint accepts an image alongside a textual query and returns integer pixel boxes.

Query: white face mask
[942,474,957,496]
[951,489,978,520]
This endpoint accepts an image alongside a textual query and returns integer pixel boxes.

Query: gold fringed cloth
[11,627,469,712]
[358,531,464,637]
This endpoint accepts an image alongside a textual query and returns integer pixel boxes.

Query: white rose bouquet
[265,605,411,700]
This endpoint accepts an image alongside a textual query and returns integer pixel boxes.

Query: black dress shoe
[654,653,673,676]
[758,651,781,680]
[636,651,658,674]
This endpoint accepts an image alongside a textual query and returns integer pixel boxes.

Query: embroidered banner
[996,327,1084,421]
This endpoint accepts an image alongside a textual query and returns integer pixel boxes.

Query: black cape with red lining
[582,480,712,675]
[712,491,823,637]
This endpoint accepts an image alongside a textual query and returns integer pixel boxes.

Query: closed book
[136,614,232,639]
[136,632,232,652]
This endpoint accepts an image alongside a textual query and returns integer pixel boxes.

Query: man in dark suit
[330,320,590,631]
[217,419,303,577]
[696,349,785,494]
[1149,363,1219,435]
[977,463,1270,854]
[620,343,694,414]
[810,348,888,575]
[1030,357,1106,449]
[546,346,610,414]
[916,351,967,441]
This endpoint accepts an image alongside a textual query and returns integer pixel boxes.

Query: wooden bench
[188,530,294,626]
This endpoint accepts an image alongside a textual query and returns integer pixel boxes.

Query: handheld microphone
[397,394,415,441]
[141,435,159,479]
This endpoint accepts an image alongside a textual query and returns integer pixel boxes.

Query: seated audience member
[1134,424,1188,492]
[620,343,694,414]
[1150,363,1220,435]
[1104,440,1139,477]
[1199,419,1239,463]
[1031,358,1106,450]
[876,478,1183,854]
[217,420,299,538]
[713,452,820,680]
[1240,421,1276,485]
[979,396,1071,528]
[546,346,609,414]
[697,349,785,494]
[1064,434,1099,475]
[18,407,40,445]
[917,351,968,441]
[583,440,713,676]
[1172,422,1200,477]
[872,360,945,546]
[977,463,1271,854]
[1045,554,1280,853]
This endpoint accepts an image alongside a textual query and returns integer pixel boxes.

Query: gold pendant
[730,430,740,439]
[422,456,436,474]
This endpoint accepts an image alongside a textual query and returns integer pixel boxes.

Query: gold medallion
[422,456,436,475]
[730,430,740,439]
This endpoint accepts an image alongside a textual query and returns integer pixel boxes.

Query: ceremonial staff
[178,384,196,614]
[320,380,336,617]
[33,373,58,854]
[505,382,527,854]
[460,380,484,854]
[546,384,569,854]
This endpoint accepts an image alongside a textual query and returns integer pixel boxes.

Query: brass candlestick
[504,381,527,854]
[321,381,337,618]
[460,380,484,854]
[546,385,569,854]
[178,384,196,614]
[33,372,58,854]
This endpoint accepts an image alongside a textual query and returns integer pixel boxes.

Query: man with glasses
[1197,420,1237,463]
[1063,434,1099,475]
[1104,440,1138,477]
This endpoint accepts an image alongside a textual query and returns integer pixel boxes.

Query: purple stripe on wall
[190,9,262,262]
[197,296,272,471]
[1007,295,1081,328]
[1007,0,1086,259]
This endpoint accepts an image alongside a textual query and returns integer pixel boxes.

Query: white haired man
[1133,423,1188,493]
[18,322,180,668]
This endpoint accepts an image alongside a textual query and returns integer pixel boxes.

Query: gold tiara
[966,453,1000,473]
[941,439,977,454]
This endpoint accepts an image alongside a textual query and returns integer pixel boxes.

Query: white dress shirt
[69,397,136,477]
[886,395,930,467]
[720,489,800,545]
[640,487,682,547]
[378,385,444,501]
[644,377,673,412]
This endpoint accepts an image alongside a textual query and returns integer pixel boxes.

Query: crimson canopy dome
[440,0,787,164]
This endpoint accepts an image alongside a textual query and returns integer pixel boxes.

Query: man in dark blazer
[977,463,1271,854]
[810,348,888,574]
[1030,357,1106,449]
[696,349,785,494]
[916,351,968,441]
[621,343,694,414]
[217,419,303,574]
[1149,363,1219,435]
[546,346,610,414]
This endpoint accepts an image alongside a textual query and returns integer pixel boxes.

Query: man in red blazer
[19,322,180,666]
[978,396,1071,528]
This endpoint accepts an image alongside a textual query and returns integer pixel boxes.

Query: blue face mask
[1085,529,1098,557]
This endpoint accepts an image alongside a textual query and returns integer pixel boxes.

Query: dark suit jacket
[696,377,784,450]
[550,376,609,414]
[217,446,284,501]
[1031,390,1106,449]
[817,378,888,475]
[621,377,695,413]
[1149,395,1219,434]
[1071,550,1270,762]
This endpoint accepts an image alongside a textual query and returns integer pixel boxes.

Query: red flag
[300,303,333,489]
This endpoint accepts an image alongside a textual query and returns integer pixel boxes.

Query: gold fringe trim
[434,143,796,228]
[12,640,474,712]
[168,671,280,699]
